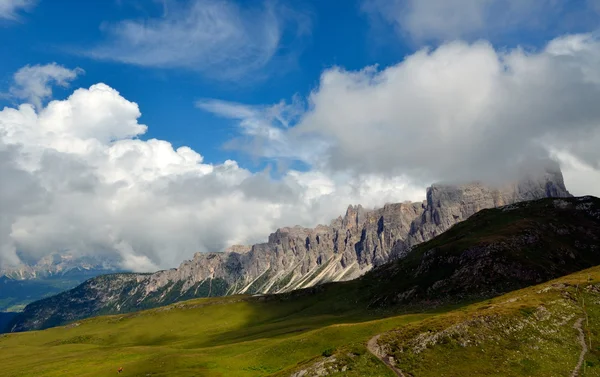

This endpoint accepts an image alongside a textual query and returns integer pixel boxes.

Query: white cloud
[549,149,600,197]
[362,0,592,43]
[196,98,326,164]
[9,63,84,109]
[202,34,600,196]
[0,78,423,271]
[0,0,35,20]
[87,0,310,80]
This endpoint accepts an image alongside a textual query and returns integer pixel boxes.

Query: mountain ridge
[7,165,574,332]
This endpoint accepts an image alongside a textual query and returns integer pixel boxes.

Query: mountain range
[0,254,117,281]
[0,254,119,312]
[2,195,599,376]
[7,163,573,332]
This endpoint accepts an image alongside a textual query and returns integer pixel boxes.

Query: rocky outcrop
[407,163,570,245]
[8,165,572,331]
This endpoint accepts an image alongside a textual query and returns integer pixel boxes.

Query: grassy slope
[0,293,428,377]
[0,267,599,377]
[374,267,600,377]
[277,266,600,377]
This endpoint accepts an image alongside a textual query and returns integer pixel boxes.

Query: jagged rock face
[8,166,572,331]
[139,167,571,298]
[145,201,426,297]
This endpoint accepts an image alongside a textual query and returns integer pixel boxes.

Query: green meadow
[0,291,427,377]
[2,266,599,376]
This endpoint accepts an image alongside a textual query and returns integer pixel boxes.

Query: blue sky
[2,0,600,269]
[2,0,399,167]
[2,0,595,169]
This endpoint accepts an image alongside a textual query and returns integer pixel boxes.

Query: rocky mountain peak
[340,204,369,230]
[142,164,573,298]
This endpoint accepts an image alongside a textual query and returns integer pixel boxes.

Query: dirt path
[570,318,588,377]
[367,335,405,377]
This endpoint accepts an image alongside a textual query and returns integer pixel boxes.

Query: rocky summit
[8,165,571,331]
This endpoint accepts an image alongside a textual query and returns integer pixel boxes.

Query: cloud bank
[203,34,600,195]
[0,79,423,271]
[5,35,600,272]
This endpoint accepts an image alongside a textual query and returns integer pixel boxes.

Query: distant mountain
[0,253,117,280]
[8,165,576,332]
[0,254,120,312]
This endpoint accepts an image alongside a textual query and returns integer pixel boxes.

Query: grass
[375,266,600,377]
[1,267,599,376]
[0,292,430,377]
[24,295,490,377]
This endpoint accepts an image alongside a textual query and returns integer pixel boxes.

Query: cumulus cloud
[0,0,35,20]
[8,63,84,109]
[0,79,423,271]
[362,0,596,42]
[202,34,600,196]
[86,0,310,80]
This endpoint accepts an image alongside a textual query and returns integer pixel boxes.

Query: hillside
[0,268,120,313]
[7,167,572,331]
[1,261,599,376]
[283,266,600,377]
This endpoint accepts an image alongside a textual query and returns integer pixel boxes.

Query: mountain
[339,195,600,307]
[1,196,599,376]
[6,166,571,331]
[0,253,119,280]
[284,264,600,377]
[0,254,120,312]
[7,178,590,331]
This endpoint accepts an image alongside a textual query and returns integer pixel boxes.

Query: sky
[1,0,600,271]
